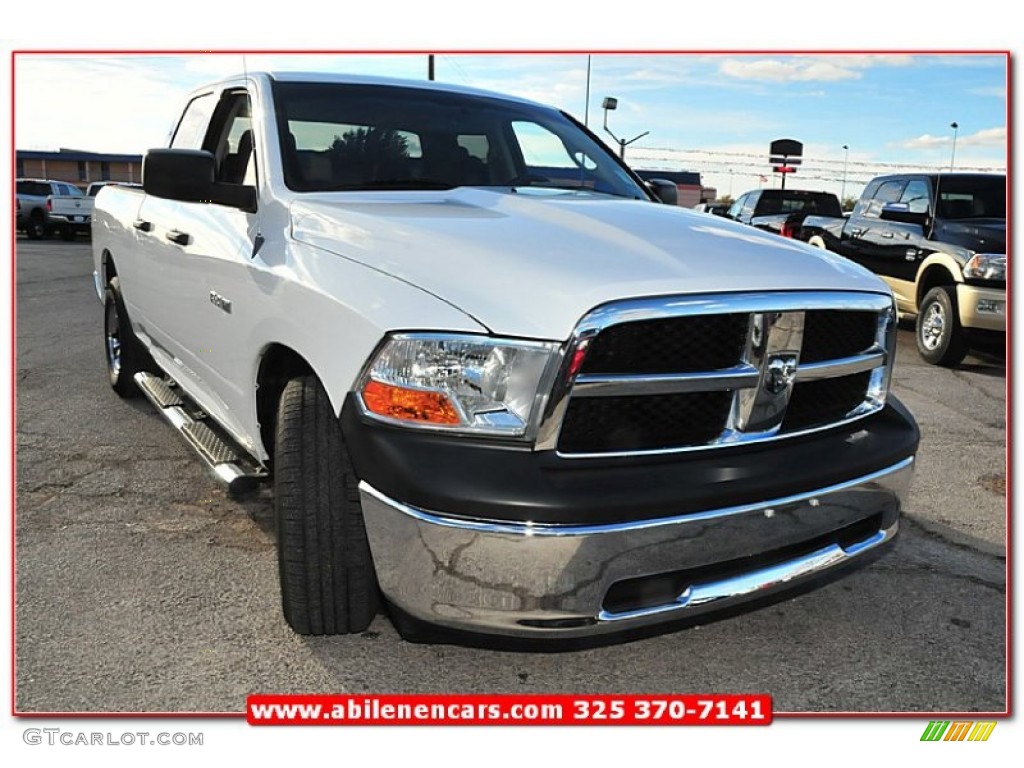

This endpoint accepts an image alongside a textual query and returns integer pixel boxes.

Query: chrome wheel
[919,302,945,351]
[105,299,122,377]
[915,285,968,367]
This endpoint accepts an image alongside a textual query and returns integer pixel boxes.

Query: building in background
[16,149,143,186]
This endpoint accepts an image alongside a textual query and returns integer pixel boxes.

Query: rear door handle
[133,219,152,232]
[166,229,191,246]
[848,227,862,236]
[880,231,894,239]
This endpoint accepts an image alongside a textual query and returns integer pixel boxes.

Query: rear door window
[18,181,51,196]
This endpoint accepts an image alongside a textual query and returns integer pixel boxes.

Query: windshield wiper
[505,176,638,198]
[319,178,456,191]
[513,182,592,192]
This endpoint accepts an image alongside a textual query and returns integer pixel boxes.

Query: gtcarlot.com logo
[23,729,203,746]
[920,721,996,742]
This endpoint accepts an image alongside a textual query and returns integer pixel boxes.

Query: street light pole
[602,96,649,161]
[841,144,849,202]
[949,122,959,170]
[584,55,591,127]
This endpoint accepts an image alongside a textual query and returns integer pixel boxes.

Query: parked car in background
[47,192,95,240]
[727,189,843,238]
[44,182,143,240]
[799,173,1005,366]
[693,202,729,216]
[87,181,142,196]
[16,178,84,239]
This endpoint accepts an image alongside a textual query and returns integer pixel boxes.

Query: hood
[291,188,890,339]
[934,218,1006,257]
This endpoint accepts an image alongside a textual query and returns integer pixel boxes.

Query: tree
[717,195,734,205]
[328,127,409,178]
[841,196,858,212]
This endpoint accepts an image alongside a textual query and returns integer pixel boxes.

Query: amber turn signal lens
[361,380,461,425]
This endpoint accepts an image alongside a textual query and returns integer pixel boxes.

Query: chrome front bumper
[360,457,914,638]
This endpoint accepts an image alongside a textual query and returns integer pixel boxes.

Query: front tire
[104,277,149,397]
[274,376,380,635]
[916,286,968,366]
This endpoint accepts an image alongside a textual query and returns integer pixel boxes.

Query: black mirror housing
[144,149,216,202]
[143,149,257,212]
[646,179,679,206]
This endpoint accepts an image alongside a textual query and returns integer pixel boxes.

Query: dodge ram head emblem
[764,354,798,395]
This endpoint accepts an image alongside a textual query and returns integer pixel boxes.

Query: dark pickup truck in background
[799,173,1006,366]
[727,188,843,238]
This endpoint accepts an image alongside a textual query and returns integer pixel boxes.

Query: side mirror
[880,202,927,226]
[646,179,679,206]
[143,149,214,201]
[143,149,256,212]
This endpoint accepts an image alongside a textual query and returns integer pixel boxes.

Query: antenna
[242,54,265,258]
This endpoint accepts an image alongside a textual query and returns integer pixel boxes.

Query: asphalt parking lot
[14,237,1006,714]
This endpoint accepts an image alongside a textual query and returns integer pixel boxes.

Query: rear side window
[17,181,51,196]
[171,93,216,150]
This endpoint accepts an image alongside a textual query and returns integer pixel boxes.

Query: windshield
[272,81,647,198]
[936,175,1005,219]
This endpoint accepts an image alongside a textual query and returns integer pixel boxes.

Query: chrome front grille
[535,291,896,457]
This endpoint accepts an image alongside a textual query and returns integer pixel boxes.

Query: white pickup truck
[48,183,141,240]
[92,72,919,642]
[47,189,94,240]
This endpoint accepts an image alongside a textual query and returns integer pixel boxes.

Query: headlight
[357,334,560,437]
[862,299,897,413]
[963,253,1006,281]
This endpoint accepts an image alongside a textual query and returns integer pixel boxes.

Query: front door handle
[166,229,191,246]
[849,227,862,236]
[133,219,152,232]
[880,231,894,239]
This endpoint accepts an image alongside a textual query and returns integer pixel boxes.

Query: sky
[1,1,1017,764]
[13,52,1007,203]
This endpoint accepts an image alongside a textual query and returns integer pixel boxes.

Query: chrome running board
[135,371,267,495]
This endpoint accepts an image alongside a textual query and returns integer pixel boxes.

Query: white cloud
[15,56,190,153]
[719,54,913,83]
[901,133,950,149]
[901,126,1006,149]
[961,126,1007,147]
[970,86,1007,98]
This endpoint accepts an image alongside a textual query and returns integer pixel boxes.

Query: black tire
[26,214,47,240]
[274,376,380,635]
[104,277,150,397]
[916,286,969,366]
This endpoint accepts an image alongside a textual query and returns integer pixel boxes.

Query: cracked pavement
[14,238,1006,713]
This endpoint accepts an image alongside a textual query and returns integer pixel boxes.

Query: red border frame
[9,48,1012,720]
